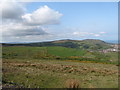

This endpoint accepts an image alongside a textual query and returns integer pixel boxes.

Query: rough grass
[2,59,118,88]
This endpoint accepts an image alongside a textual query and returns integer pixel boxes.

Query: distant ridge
[2,39,112,50]
[2,39,114,44]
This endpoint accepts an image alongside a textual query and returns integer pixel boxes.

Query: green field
[2,46,85,58]
[2,46,118,64]
[2,46,119,88]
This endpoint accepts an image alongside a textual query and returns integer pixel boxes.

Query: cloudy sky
[0,1,118,42]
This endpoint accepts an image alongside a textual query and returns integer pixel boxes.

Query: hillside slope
[2,39,112,50]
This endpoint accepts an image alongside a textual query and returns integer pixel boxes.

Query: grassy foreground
[3,59,118,88]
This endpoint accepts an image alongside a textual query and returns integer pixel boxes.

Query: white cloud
[73,31,92,36]
[72,31,101,37]
[1,1,63,42]
[73,32,80,35]
[2,24,48,37]
[99,32,106,34]
[22,5,63,25]
[0,1,25,20]
[94,34,100,37]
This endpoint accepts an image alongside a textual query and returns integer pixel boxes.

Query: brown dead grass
[65,79,80,88]
[3,61,118,76]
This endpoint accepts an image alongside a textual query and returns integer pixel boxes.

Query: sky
[0,1,118,42]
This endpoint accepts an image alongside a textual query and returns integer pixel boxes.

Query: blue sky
[26,2,118,40]
[1,2,118,42]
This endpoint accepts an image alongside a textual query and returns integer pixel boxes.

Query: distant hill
[2,39,112,50]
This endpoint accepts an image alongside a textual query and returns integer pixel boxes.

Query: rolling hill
[2,39,112,50]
